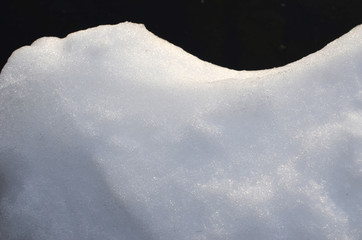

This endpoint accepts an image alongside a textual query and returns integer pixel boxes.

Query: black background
[1,0,362,70]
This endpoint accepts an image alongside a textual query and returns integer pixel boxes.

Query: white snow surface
[1,22,362,239]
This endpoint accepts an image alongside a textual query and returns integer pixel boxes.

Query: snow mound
[1,22,362,239]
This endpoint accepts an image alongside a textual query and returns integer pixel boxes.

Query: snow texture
[0,22,362,239]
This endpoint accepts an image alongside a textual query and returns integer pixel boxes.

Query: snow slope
[0,22,362,239]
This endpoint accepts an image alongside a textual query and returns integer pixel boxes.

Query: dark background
[1,0,362,71]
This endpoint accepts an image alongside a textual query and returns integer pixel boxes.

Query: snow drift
[0,22,362,239]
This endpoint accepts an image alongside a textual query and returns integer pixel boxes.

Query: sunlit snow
[0,22,362,239]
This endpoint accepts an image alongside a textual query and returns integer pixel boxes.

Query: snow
[0,22,362,239]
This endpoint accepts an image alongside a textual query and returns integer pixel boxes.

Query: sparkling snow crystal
[0,22,362,239]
